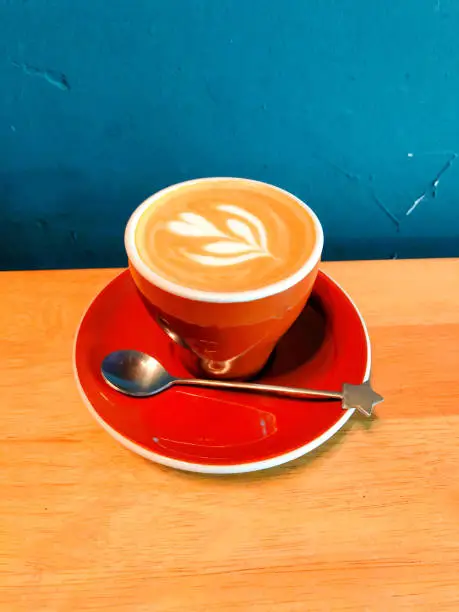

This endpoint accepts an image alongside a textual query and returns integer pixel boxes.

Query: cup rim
[125,177,324,304]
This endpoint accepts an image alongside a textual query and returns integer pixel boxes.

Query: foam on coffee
[133,179,318,294]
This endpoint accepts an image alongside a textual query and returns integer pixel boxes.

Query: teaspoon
[101,350,383,417]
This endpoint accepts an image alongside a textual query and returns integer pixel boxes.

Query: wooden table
[1,260,458,611]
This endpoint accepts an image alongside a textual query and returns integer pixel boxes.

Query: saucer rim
[73,270,371,474]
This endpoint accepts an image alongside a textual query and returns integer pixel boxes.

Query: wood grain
[1,260,458,611]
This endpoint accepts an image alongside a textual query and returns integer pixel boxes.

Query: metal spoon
[101,350,383,417]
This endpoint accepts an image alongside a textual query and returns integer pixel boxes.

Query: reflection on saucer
[147,390,277,457]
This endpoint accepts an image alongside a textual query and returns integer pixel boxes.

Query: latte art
[167,205,272,267]
[133,179,318,294]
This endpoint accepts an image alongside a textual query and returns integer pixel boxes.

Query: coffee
[133,178,317,294]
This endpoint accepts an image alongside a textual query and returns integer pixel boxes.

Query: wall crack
[370,190,401,231]
[12,61,71,91]
[405,153,457,216]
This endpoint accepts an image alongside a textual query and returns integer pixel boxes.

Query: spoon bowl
[102,350,175,397]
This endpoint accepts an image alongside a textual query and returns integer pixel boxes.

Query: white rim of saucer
[124,177,324,304]
[72,270,371,475]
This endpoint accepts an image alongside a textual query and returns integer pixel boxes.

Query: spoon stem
[173,378,343,401]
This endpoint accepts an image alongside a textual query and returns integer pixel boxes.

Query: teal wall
[1,0,459,270]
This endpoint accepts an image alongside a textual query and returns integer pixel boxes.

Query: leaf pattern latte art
[166,205,272,267]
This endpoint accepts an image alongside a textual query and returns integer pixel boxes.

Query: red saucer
[73,270,370,474]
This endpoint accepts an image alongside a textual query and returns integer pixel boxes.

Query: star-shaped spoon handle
[342,380,384,417]
[175,377,383,417]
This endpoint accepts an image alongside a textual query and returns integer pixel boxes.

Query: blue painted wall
[1,0,459,270]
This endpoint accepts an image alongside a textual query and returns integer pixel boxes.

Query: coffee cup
[125,178,323,379]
